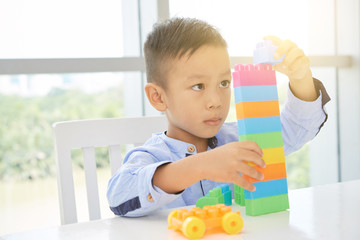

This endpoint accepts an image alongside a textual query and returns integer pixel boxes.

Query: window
[170,0,309,55]
[1,0,358,236]
[0,72,124,234]
[0,0,124,58]
[0,0,147,234]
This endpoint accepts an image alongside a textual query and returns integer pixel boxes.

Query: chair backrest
[53,116,167,225]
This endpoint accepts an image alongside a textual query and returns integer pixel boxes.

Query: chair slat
[82,147,101,221]
[54,146,78,224]
[53,116,167,224]
[109,145,123,176]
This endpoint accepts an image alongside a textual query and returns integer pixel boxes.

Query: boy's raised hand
[264,35,310,81]
[264,35,318,101]
[199,141,266,191]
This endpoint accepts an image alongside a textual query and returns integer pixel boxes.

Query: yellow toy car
[168,204,244,239]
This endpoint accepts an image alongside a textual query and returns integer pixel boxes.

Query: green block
[245,194,289,216]
[196,187,224,209]
[239,131,283,149]
[234,184,245,206]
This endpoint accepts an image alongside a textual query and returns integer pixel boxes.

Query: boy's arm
[107,150,179,217]
[153,141,266,194]
[107,141,266,216]
[264,36,331,154]
[281,81,329,155]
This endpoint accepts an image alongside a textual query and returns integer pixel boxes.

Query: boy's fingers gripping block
[243,162,287,183]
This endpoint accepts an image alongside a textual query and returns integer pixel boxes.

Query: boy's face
[163,45,231,143]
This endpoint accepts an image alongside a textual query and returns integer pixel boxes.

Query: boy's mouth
[204,118,222,126]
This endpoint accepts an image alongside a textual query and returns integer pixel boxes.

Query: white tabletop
[2,180,360,240]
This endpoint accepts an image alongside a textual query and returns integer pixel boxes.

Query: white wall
[309,0,360,185]
[337,0,360,181]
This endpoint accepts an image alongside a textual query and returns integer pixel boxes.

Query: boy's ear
[145,83,167,112]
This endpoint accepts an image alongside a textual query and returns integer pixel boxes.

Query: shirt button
[147,193,154,202]
[187,146,195,153]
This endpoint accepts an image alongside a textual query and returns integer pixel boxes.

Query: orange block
[244,163,287,183]
[236,101,280,119]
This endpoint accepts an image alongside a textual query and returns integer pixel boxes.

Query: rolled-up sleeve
[107,150,180,217]
[281,78,330,155]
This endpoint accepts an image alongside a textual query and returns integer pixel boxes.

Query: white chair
[53,116,167,225]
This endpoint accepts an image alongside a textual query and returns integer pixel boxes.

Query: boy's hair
[144,17,227,88]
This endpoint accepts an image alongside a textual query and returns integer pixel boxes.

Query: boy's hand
[199,141,266,191]
[264,35,310,81]
[264,35,318,101]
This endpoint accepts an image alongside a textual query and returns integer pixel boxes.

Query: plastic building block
[233,64,276,87]
[237,116,282,135]
[234,184,245,206]
[245,194,289,216]
[196,184,232,209]
[235,100,280,119]
[218,184,232,206]
[244,179,288,199]
[243,163,287,183]
[232,61,289,216]
[262,147,286,165]
[238,131,284,149]
[234,85,279,103]
[168,204,243,239]
[253,40,285,65]
[196,187,224,209]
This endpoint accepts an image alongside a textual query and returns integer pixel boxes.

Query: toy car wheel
[167,210,178,225]
[182,216,206,239]
[221,212,244,235]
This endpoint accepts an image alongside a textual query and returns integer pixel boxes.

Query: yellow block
[248,147,285,166]
[263,147,285,165]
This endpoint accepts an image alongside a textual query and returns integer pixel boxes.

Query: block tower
[232,63,289,216]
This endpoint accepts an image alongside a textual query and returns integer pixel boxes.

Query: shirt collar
[159,132,218,155]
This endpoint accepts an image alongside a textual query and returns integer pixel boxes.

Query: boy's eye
[192,84,204,91]
[219,80,230,88]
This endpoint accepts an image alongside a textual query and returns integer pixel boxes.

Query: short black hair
[144,17,227,88]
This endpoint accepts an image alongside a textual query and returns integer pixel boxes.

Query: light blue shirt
[107,82,329,217]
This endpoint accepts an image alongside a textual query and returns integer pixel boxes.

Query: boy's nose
[206,94,222,109]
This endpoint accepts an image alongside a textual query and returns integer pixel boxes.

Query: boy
[107,18,330,217]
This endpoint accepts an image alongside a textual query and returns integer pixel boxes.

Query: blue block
[237,116,282,135]
[244,178,288,199]
[234,85,279,103]
[219,184,232,206]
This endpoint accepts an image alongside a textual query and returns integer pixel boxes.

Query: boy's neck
[166,128,209,153]
[191,138,208,153]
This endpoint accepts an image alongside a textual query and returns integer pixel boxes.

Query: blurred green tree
[0,87,123,181]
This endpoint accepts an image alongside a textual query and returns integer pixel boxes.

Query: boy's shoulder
[123,131,199,164]
[123,132,171,163]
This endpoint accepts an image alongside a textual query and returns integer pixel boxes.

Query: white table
[2,180,360,240]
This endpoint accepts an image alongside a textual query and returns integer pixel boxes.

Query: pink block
[233,64,276,87]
